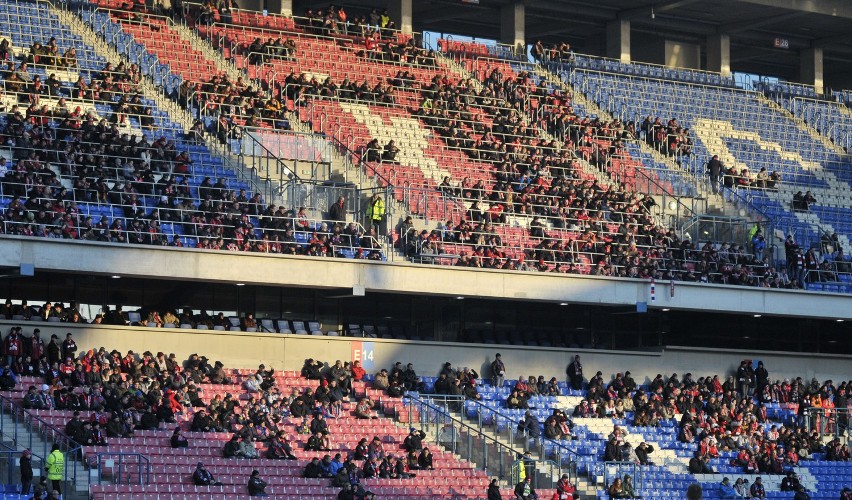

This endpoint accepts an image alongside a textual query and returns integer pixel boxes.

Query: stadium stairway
[52,3,274,204]
[533,64,738,220]
[0,410,91,498]
[760,91,847,157]
[5,370,497,500]
[167,14,390,195]
[437,396,600,499]
[693,118,852,252]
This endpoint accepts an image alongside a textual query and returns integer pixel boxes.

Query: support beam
[500,2,525,55]
[606,18,631,63]
[619,0,704,20]
[388,0,413,35]
[732,0,852,19]
[718,11,808,34]
[800,47,824,95]
[266,0,292,16]
[706,33,731,76]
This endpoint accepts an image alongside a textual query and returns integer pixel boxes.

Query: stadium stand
[0,316,847,499]
[0,0,850,293]
[0,0,383,260]
[0,1,851,500]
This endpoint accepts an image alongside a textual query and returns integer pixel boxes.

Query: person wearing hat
[20,448,33,495]
[247,469,268,497]
[403,427,425,452]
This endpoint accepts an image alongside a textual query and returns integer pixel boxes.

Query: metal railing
[601,460,642,498]
[0,394,83,495]
[0,449,44,494]
[77,4,279,204]
[802,407,850,442]
[94,452,151,485]
[400,393,575,488]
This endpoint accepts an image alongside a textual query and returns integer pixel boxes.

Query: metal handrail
[801,407,851,443]
[401,393,574,485]
[95,452,151,485]
[0,393,83,495]
[463,396,581,468]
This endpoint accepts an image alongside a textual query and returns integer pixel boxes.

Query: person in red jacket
[351,360,366,382]
[554,473,579,499]
[4,326,23,366]
[28,329,44,367]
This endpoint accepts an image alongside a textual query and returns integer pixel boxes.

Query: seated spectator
[247,469,268,497]
[266,432,297,460]
[301,358,324,379]
[555,473,579,500]
[635,442,654,465]
[750,477,766,499]
[303,457,323,478]
[733,478,749,498]
[621,475,639,499]
[192,462,222,486]
[171,427,188,448]
[781,472,800,492]
[418,446,434,470]
[403,428,425,452]
[608,477,628,499]
[517,411,541,440]
[306,431,331,452]
[354,397,377,419]
[717,477,737,499]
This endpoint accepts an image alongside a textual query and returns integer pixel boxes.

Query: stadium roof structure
[316,0,852,89]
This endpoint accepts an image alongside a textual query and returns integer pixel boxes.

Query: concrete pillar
[606,19,631,63]
[500,2,525,54]
[388,0,413,35]
[706,33,731,76]
[263,0,291,15]
[800,47,824,95]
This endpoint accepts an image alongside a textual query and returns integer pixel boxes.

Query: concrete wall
[665,40,701,69]
[1,237,850,321]
[7,321,848,386]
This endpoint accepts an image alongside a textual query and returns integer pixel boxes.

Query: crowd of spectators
[1,33,384,260]
[1,300,270,333]
[2,310,850,498]
[300,6,400,41]
[530,41,576,66]
[176,73,290,134]
[298,356,439,498]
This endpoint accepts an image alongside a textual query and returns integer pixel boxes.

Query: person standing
[707,155,723,195]
[566,355,583,391]
[45,444,64,494]
[366,193,385,236]
[20,449,33,495]
[61,333,77,361]
[329,196,347,223]
[491,353,506,389]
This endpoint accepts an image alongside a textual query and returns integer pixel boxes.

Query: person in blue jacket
[718,477,737,499]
